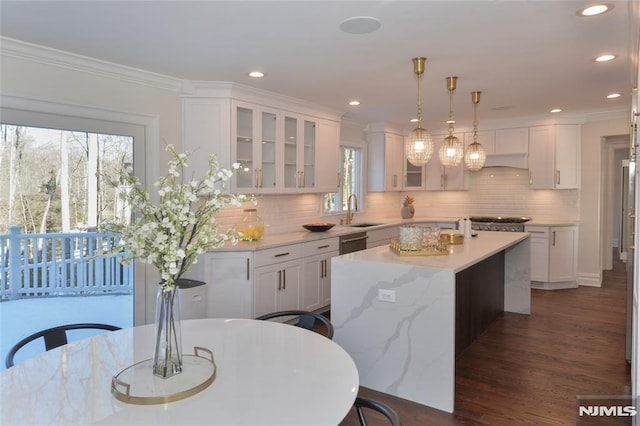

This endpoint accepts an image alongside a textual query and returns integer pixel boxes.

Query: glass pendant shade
[464,142,486,171]
[438,135,464,167]
[439,76,463,167]
[406,126,433,166]
[464,90,486,170]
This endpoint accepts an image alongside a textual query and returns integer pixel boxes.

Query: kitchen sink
[347,223,383,228]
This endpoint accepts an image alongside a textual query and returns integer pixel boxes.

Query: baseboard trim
[577,273,602,287]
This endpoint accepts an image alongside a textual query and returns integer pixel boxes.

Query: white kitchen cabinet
[425,132,465,190]
[254,259,302,318]
[367,127,404,192]
[203,251,253,318]
[495,128,529,155]
[528,124,581,189]
[525,225,577,289]
[315,119,341,191]
[302,238,339,312]
[183,85,340,194]
[464,128,528,168]
[464,130,496,154]
[232,101,279,193]
[253,244,304,317]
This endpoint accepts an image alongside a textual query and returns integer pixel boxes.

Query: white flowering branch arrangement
[106,145,246,291]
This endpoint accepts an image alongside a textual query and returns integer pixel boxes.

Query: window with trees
[324,146,363,213]
[0,124,133,234]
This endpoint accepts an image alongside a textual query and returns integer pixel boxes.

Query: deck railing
[0,226,133,300]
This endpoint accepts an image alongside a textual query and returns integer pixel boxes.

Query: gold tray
[440,232,464,245]
[111,346,216,405]
[389,238,449,256]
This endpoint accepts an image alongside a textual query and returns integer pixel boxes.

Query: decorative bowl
[302,223,336,232]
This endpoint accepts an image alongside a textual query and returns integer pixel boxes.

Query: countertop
[337,230,530,273]
[211,216,460,251]
[210,216,577,252]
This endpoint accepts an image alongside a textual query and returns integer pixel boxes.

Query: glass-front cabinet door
[404,159,425,189]
[232,102,279,193]
[283,115,299,190]
[283,114,318,191]
[302,120,316,188]
[260,110,278,190]
[234,106,255,190]
[233,102,321,193]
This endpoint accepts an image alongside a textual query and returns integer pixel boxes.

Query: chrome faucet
[346,194,358,224]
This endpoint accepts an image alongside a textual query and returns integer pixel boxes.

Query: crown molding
[184,80,343,121]
[1,37,184,93]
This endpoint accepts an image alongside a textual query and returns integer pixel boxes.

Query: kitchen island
[331,231,530,413]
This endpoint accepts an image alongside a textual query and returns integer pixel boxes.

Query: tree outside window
[324,146,362,213]
[0,124,133,234]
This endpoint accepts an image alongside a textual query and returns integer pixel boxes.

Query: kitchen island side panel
[331,258,457,413]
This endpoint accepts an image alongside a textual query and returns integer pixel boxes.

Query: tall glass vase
[153,284,183,378]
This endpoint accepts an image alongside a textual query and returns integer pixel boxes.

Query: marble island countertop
[340,230,530,273]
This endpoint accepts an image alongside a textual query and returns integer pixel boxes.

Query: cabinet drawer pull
[556,170,561,185]
[282,269,286,289]
[274,252,290,257]
[528,230,546,234]
[246,258,250,280]
[552,231,556,246]
[277,270,282,290]
[317,244,330,249]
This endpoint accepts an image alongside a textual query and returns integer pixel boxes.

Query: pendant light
[464,91,487,170]
[405,57,434,166]
[438,76,464,167]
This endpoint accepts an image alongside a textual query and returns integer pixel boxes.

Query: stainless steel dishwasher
[339,232,368,254]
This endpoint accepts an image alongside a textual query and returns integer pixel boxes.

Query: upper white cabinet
[494,128,529,155]
[367,127,404,192]
[464,128,528,168]
[183,83,340,194]
[425,132,465,191]
[528,124,581,189]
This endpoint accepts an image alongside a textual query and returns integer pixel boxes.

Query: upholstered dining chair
[352,397,402,426]
[5,323,121,368]
[255,310,334,339]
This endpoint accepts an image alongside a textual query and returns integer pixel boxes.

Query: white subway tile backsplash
[215,167,578,236]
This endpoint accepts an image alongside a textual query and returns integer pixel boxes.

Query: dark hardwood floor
[339,254,631,425]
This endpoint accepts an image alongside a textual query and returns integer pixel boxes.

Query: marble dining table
[0,318,359,425]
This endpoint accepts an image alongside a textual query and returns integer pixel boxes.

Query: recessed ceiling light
[248,71,264,78]
[349,100,361,106]
[595,54,616,62]
[339,16,381,34]
[580,4,610,16]
[550,108,562,113]
[607,93,621,99]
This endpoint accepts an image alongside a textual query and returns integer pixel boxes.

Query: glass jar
[238,208,264,241]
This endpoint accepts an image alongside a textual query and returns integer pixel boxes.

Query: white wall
[1,39,185,325]
[579,116,629,286]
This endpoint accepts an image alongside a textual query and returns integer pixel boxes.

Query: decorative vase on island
[153,284,183,378]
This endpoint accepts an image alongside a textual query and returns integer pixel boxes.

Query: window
[0,124,133,234]
[324,146,363,213]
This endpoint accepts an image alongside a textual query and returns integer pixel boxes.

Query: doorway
[602,136,630,270]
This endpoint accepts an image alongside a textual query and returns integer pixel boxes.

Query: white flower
[104,144,246,290]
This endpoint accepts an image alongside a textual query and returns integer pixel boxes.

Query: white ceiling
[0,1,635,130]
